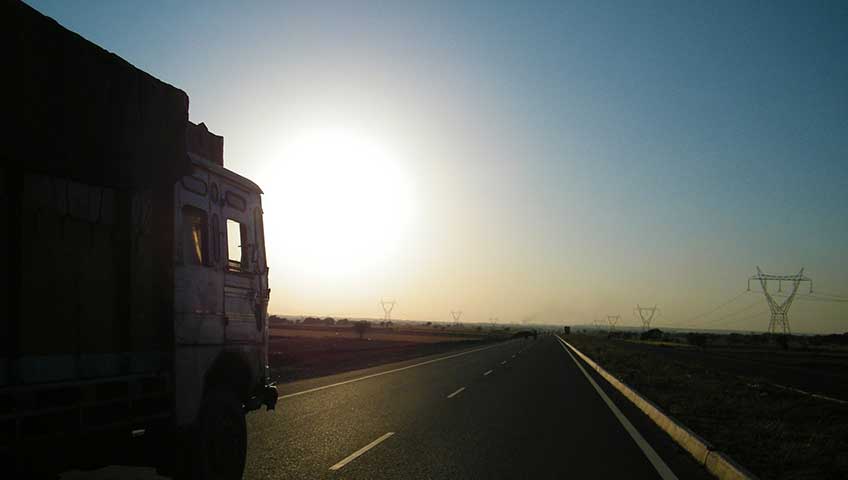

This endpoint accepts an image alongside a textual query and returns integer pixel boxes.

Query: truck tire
[191,389,247,480]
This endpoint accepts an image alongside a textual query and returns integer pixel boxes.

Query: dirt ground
[268,325,493,383]
[270,324,484,343]
[618,339,848,400]
[565,334,848,480]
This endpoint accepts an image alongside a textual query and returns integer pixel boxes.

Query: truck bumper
[262,385,278,410]
[245,385,278,412]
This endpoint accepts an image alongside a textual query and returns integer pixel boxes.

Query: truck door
[174,171,224,345]
[222,188,264,344]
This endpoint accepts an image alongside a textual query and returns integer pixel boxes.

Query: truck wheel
[195,389,247,480]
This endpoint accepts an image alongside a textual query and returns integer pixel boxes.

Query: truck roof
[5,0,191,189]
[190,154,264,195]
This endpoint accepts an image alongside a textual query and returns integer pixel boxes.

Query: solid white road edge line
[483,369,493,376]
[279,341,510,399]
[555,336,679,480]
[447,387,466,399]
[772,383,848,404]
[329,432,395,471]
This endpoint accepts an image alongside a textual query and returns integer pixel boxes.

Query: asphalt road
[242,335,713,479]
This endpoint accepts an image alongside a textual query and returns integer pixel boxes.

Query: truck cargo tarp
[3,0,191,188]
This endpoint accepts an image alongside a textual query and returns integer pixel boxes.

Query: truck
[2,2,276,478]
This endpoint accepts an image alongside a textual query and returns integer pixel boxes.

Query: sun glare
[264,127,414,278]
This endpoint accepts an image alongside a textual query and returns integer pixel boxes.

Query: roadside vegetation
[565,332,848,479]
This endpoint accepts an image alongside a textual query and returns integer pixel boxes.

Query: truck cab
[171,122,277,478]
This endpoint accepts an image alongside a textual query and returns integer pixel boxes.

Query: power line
[810,290,848,300]
[708,307,770,329]
[775,293,848,304]
[699,299,763,326]
[679,290,749,326]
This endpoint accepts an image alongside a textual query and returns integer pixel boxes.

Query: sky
[28,1,848,332]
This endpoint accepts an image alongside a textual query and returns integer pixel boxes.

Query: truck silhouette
[2,2,276,478]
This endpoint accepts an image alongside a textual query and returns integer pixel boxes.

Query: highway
[242,335,713,479]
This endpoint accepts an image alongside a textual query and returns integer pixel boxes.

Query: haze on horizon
[29,1,848,333]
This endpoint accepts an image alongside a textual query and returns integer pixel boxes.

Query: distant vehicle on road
[3,3,276,478]
[512,330,538,340]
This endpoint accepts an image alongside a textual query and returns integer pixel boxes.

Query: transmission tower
[451,310,463,326]
[607,315,620,331]
[748,267,812,334]
[634,305,659,331]
[381,299,396,323]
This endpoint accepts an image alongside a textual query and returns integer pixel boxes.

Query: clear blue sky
[28,1,848,332]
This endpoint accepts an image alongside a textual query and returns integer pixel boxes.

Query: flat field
[268,324,498,383]
[565,334,848,479]
[270,324,485,343]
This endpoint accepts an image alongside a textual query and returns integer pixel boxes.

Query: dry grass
[270,325,483,343]
[267,324,500,383]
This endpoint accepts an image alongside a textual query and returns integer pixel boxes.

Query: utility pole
[381,299,396,323]
[634,305,659,331]
[607,315,621,331]
[748,267,812,334]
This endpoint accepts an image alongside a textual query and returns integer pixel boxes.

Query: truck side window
[227,219,250,272]
[182,206,208,266]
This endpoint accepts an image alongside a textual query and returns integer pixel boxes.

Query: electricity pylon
[748,267,812,334]
[634,305,659,331]
[451,310,463,326]
[607,315,620,331]
[381,299,396,323]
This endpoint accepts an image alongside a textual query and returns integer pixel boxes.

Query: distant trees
[302,316,335,326]
[807,332,848,346]
[640,328,663,341]
[353,320,371,340]
[687,333,708,348]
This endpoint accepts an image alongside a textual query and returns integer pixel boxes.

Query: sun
[262,126,414,279]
